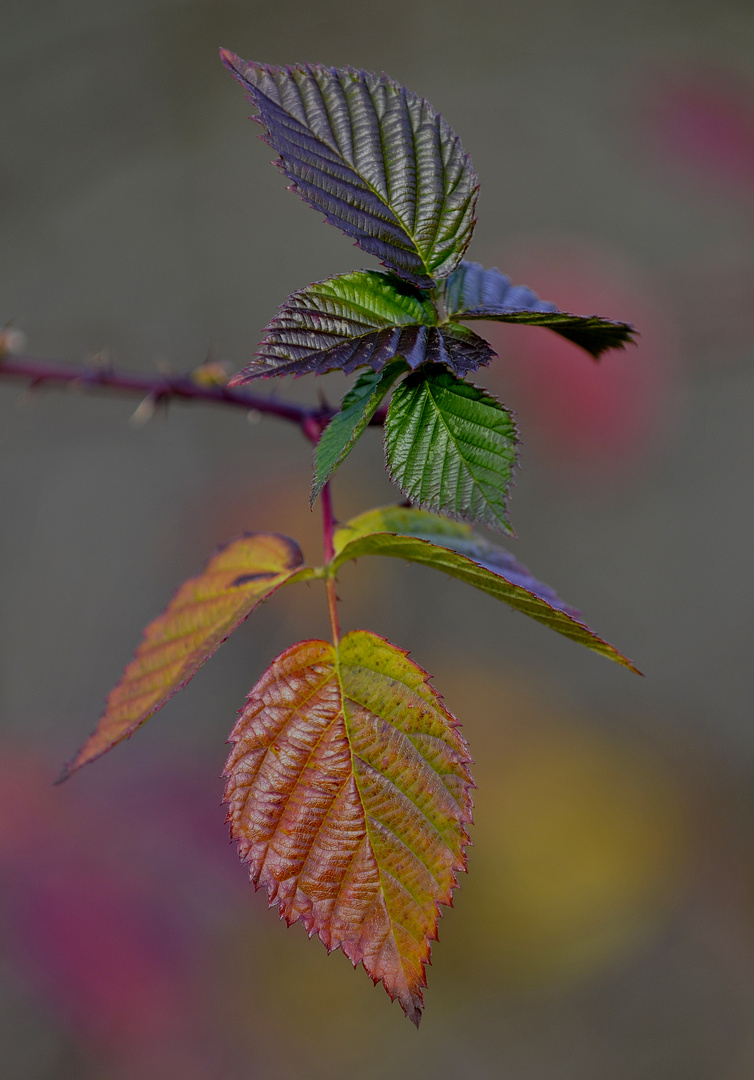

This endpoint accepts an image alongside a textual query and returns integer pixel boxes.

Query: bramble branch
[0,353,388,434]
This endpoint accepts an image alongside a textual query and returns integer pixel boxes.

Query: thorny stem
[0,354,389,432]
[2,351,356,646]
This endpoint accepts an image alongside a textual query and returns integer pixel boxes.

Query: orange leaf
[224,631,473,1025]
[59,534,312,781]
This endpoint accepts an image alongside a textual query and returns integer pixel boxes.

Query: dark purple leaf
[220,52,478,288]
[440,261,637,358]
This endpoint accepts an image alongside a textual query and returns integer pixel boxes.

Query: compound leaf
[229,270,494,382]
[332,506,640,672]
[440,261,637,358]
[224,631,473,1026]
[58,535,315,781]
[311,360,407,504]
[385,365,518,534]
[221,51,478,287]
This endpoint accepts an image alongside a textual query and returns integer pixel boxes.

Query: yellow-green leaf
[58,534,315,781]
[332,506,639,673]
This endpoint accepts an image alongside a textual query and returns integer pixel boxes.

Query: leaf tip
[226,368,255,387]
[218,48,244,78]
[54,744,105,785]
[53,763,73,786]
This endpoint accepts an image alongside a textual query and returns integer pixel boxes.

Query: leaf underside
[385,366,518,535]
[220,52,478,287]
[440,261,637,359]
[58,535,312,781]
[311,360,407,504]
[229,270,494,382]
[224,630,473,1025]
[332,506,640,673]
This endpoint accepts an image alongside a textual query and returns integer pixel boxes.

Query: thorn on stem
[129,394,158,427]
[0,326,27,357]
[89,348,114,371]
[16,382,42,408]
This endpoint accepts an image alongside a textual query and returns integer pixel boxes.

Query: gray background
[2,1,754,1077]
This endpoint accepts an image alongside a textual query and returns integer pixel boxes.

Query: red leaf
[224,632,473,1025]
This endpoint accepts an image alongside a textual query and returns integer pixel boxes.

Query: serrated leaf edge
[384,368,519,536]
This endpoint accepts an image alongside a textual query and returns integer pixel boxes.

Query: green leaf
[224,631,473,1025]
[311,360,407,504]
[58,535,317,781]
[221,52,479,287]
[332,506,640,673]
[229,270,494,382]
[439,261,637,359]
[385,366,518,534]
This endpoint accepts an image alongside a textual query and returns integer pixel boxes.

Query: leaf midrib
[265,70,457,280]
[310,78,428,273]
[334,651,461,954]
[338,657,466,849]
[422,378,510,511]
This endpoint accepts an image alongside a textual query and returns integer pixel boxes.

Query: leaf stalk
[320,481,341,646]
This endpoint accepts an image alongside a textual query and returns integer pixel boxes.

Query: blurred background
[2,1,754,1076]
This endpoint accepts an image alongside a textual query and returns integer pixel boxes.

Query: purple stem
[0,354,388,431]
[320,481,341,646]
